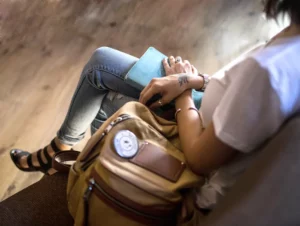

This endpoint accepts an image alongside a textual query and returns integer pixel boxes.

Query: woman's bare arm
[175,90,237,176]
[140,56,237,175]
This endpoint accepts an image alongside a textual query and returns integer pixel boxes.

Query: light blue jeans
[57,47,140,145]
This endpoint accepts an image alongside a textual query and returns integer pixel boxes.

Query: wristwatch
[198,73,210,92]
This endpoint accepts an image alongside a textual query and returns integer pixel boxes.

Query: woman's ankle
[54,137,73,151]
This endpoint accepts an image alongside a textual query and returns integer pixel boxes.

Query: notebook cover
[124,47,167,91]
[124,47,203,109]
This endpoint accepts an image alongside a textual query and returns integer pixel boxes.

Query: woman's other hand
[164,56,198,77]
[139,56,198,109]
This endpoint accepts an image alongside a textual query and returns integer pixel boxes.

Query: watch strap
[198,73,210,92]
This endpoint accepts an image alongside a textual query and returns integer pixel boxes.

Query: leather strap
[53,115,132,172]
[130,142,186,182]
[52,150,80,173]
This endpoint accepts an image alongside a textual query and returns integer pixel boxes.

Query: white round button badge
[113,130,139,158]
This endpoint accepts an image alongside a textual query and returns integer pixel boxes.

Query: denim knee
[81,46,138,94]
[81,47,112,89]
[87,46,111,68]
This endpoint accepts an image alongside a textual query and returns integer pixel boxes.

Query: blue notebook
[124,47,203,109]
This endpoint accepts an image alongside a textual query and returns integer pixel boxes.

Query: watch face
[113,130,139,158]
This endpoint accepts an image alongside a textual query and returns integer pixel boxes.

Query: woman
[10,0,300,214]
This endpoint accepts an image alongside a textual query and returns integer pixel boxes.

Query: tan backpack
[54,102,204,226]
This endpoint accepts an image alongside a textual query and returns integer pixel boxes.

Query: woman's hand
[139,74,190,108]
[139,56,198,108]
[164,56,198,77]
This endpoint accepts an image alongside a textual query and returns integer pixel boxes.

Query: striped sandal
[10,139,69,175]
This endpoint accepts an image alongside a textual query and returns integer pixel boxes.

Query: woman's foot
[10,138,72,175]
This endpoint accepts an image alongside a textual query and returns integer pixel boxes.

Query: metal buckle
[110,114,130,126]
[112,117,123,124]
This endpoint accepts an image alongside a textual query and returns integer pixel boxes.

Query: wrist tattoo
[178,74,189,87]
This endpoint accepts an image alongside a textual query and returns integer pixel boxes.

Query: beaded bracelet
[175,107,201,122]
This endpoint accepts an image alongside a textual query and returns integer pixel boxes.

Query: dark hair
[264,0,300,24]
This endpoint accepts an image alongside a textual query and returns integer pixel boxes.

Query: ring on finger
[158,99,163,106]
[175,56,182,63]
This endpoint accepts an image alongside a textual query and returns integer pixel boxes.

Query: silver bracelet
[175,107,201,122]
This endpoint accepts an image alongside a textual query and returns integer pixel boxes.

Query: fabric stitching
[84,64,124,80]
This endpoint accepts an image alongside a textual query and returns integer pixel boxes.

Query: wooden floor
[0,0,284,201]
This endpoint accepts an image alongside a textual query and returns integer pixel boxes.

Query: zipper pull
[84,178,95,201]
[83,178,95,226]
